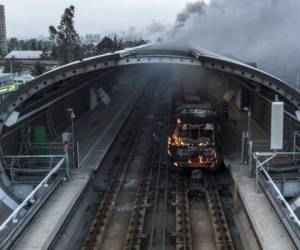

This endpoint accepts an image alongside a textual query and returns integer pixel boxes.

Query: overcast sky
[0,0,209,38]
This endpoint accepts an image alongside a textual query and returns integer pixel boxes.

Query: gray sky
[0,0,209,38]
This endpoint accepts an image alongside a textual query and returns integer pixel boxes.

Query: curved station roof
[0,43,299,134]
[0,43,300,238]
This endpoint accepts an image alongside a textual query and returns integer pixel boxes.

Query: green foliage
[7,38,54,54]
[31,61,47,77]
[96,36,147,55]
[7,37,18,51]
[5,5,149,63]
[3,59,24,74]
[49,5,83,64]
[96,36,115,54]
[81,43,97,57]
[123,39,147,48]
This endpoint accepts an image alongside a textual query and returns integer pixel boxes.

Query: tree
[49,5,82,64]
[123,39,147,48]
[96,36,115,54]
[82,43,96,57]
[7,38,19,52]
[19,40,30,50]
[31,61,47,77]
[96,35,127,54]
[28,39,38,50]
[50,44,58,59]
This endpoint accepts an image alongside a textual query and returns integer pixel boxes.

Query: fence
[0,155,66,232]
[254,152,300,241]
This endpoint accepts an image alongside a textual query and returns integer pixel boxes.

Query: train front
[168,105,221,170]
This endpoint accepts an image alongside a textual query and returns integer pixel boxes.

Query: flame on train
[168,83,223,171]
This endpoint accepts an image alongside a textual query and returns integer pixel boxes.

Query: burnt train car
[168,95,222,171]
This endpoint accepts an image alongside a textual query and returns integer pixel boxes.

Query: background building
[85,34,101,43]
[5,50,43,59]
[0,5,7,55]
[0,50,58,72]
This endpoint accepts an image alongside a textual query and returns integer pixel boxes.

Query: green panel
[34,126,47,154]
[0,84,20,94]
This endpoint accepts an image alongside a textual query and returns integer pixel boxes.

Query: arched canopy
[0,43,299,134]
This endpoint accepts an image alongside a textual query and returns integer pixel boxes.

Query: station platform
[230,163,295,250]
[224,105,295,250]
[12,83,143,250]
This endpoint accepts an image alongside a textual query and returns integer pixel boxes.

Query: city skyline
[0,0,210,39]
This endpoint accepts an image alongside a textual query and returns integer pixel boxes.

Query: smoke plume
[168,0,300,86]
[175,1,206,29]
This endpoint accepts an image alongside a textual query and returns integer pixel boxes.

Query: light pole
[243,106,252,139]
[67,107,76,168]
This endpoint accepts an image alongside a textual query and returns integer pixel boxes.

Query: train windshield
[179,123,214,144]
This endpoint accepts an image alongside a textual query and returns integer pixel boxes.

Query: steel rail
[81,117,144,249]
[204,173,234,250]
[147,159,162,249]
[81,85,151,250]
[161,163,170,250]
[124,89,168,250]
[123,87,171,250]
[161,92,172,250]
[175,174,193,250]
[147,92,171,250]
[123,126,158,250]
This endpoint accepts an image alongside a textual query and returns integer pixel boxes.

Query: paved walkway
[224,104,295,250]
[231,163,295,250]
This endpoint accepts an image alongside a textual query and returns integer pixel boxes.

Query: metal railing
[241,130,300,244]
[241,135,294,177]
[0,156,66,232]
[254,151,300,233]
[5,156,59,184]
[17,142,65,156]
[19,141,79,169]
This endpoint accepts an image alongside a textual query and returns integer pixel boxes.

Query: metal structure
[0,156,65,231]
[0,44,299,185]
[0,43,300,247]
[254,151,300,246]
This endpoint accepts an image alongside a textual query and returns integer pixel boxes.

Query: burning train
[168,84,222,171]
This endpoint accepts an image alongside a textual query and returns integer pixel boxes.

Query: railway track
[122,87,171,250]
[81,82,167,250]
[81,118,144,249]
[123,112,162,250]
[175,174,193,250]
[53,82,239,250]
[203,173,234,250]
